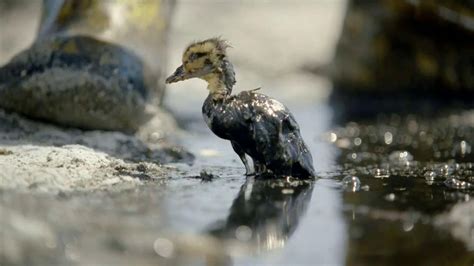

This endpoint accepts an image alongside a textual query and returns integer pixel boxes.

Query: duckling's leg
[254,160,267,175]
[231,141,253,175]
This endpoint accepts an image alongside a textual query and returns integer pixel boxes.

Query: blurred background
[0,1,473,265]
[0,0,344,112]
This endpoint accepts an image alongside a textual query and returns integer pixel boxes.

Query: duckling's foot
[254,161,267,175]
[245,170,255,176]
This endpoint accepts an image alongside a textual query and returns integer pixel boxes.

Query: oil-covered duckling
[166,38,315,179]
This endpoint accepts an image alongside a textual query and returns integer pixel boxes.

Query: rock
[0,0,174,131]
[0,109,193,192]
[328,1,474,120]
[0,35,154,131]
[0,144,148,192]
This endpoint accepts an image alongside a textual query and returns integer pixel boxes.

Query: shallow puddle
[159,103,474,265]
[1,103,472,265]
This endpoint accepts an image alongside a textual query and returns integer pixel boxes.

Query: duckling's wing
[237,92,315,178]
[280,113,316,178]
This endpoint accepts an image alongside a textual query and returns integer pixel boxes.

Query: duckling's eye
[189,52,207,61]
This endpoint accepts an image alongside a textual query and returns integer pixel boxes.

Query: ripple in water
[388,150,413,165]
[444,178,472,190]
[342,176,361,192]
[424,170,437,181]
[372,168,390,179]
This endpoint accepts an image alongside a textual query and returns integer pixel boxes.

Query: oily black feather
[202,91,315,178]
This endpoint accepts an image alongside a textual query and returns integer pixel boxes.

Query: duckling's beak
[166,65,187,84]
[166,64,214,84]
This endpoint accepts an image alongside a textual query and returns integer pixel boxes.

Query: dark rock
[0,0,174,131]
[328,1,474,120]
[189,170,217,182]
[0,35,153,132]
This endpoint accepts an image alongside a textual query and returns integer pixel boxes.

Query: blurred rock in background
[0,0,174,131]
[326,0,474,120]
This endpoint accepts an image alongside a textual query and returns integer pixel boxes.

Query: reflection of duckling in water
[207,178,314,252]
[166,38,315,178]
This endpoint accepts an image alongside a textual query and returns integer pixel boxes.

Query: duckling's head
[166,38,236,96]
